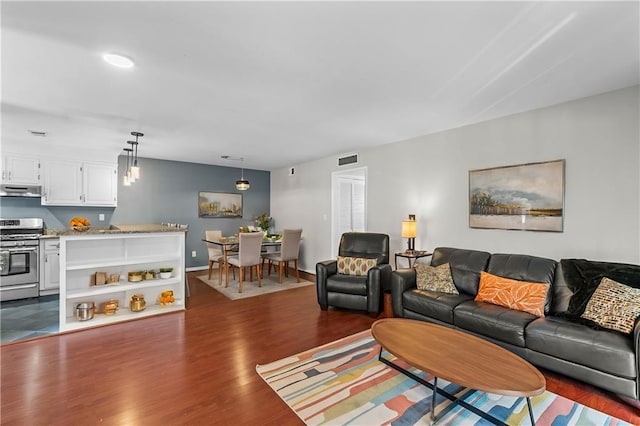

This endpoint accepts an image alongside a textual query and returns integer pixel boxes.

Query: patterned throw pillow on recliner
[337,256,377,276]
[415,263,459,294]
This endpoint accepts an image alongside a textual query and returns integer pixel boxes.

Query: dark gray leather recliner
[316,232,391,315]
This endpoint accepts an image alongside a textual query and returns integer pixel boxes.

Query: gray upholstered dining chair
[205,230,225,283]
[225,232,264,292]
[261,229,302,283]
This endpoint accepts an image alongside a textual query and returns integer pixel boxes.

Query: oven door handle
[2,247,38,253]
[0,283,37,291]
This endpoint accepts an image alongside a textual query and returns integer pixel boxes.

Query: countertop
[42,223,188,238]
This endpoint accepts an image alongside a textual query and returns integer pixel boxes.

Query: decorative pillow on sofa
[561,259,640,316]
[415,263,459,294]
[475,272,548,317]
[337,256,377,276]
[581,277,640,334]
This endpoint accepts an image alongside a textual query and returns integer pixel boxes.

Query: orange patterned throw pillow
[475,271,548,317]
[337,256,378,276]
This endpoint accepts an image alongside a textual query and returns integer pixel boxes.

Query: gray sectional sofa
[391,247,640,402]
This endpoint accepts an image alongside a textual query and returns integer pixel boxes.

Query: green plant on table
[255,213,272,231]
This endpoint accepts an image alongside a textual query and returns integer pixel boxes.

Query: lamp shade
[236,179,250,190]
[401,220,417,238]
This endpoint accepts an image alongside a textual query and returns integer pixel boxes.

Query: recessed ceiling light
[103,53,135,68]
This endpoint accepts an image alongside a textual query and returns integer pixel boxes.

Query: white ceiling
[2,1,638,171]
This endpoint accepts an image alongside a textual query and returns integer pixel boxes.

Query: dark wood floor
[1,271,638,425]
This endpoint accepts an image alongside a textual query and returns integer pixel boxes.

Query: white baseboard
[186,265,208,272]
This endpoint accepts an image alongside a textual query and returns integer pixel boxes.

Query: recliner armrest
[364,263,393,313]
[316,260,337,307]
[391,268,417,317]
[317,259,337,276]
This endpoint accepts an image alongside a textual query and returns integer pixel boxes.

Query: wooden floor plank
[1,271,638,424]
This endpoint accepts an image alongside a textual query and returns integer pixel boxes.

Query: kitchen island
[58,225,186,332]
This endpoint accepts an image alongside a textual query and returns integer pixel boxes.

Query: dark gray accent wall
[0,157,270,269]
[113,156,270,268]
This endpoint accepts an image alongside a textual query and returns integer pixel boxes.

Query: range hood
[0,184,42,198]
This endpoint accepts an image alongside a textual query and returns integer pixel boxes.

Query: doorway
[331,167,367,255]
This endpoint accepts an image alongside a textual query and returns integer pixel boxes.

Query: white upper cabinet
[1,155,41,184]
[83,162,117,206]
[42,160,83,205]
[42,160,117,206]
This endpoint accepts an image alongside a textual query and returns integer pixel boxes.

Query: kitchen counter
[42,223,188,237]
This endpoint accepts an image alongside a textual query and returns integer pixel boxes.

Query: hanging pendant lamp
[123,148,133,186]
[129,131,143,180]
[236,158,250,190]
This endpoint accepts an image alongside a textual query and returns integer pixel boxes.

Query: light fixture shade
[131,165,140,180]
[103,53,134,68]
[236,179,250,190]
[401,219,417,238]
[123,174,131,186]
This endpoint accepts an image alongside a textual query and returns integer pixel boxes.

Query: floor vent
[338,153,358,167]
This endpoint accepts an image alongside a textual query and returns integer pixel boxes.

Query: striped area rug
[256,330,631,425]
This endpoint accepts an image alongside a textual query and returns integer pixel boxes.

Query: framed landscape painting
[469,159,565,232]
[198,191,242,218]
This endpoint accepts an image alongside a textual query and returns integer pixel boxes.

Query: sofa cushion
[403,289,473,324]
[415,263,458,294]
[487,253,556,313]
[475,272,547,317]
[561,258,640,316]
[581,277,640,334]
[431,247,491,295]
[453,300,538,347]
[326,274,367,296]
[526,316,636,379]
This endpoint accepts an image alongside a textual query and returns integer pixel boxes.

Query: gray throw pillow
[415,263,459,294]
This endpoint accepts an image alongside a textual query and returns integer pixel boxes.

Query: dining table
[202,235,282,285]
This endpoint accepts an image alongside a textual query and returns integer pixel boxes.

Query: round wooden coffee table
[371,318,545,425]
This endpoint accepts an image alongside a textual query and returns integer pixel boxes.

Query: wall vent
[338,153,358,167]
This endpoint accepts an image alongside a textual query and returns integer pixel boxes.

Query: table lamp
[401,214,417,253]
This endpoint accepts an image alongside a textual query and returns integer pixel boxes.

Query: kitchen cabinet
[1,155,40,184]
[59,232,185,332]
[42,160,117,206]
[42,160,82,205]
[40,239,60,296]
[83,162,118,206]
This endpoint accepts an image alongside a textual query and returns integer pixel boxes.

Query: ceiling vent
[28,130,47,137]
[338,153,358,167]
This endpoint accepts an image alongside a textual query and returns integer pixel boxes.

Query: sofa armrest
[316,260,337,307]
[391,268,417,317]
[635,319,640,399]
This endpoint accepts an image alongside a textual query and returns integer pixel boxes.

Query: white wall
[271,86,640,272]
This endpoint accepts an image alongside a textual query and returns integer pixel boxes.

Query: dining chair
[225,232,264,292]
[262,229,302,283]
[205,230,225,284]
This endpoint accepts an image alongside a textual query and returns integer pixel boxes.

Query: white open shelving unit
[59,232,186,331]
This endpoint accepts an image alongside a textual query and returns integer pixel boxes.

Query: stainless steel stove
[0,218,43,301]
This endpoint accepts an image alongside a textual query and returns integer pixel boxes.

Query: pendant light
[123,148,133,186]
[235,157,250,191]
[129,131,143,180]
